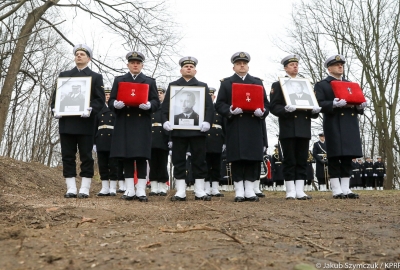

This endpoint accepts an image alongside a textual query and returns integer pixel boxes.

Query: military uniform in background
[95,87,119,196]
[149,87,170,196]
[204,87,226,197]
[373,156,386,190]
[363,157,374,190]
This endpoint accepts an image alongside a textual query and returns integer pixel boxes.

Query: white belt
[98,125,114,130]
[152,123,162,127]
[366,168,373,170]
[376,168,384,170]
[275,162,282,164]
[212,124,222,129]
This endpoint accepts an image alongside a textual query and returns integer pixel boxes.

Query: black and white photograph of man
[173,90,201,126]
[286,80,314,106]
[60,84,86,112]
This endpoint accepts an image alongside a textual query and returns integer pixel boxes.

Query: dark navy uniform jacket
[215,73,270,163]
[152,103,169,150]
[161,77,214,138]
[94,104,115,152]
[108,72,159,159]
[270,79,318,139]
[315,76,363,158]
[206,104,226,153]
[51,67,105,135]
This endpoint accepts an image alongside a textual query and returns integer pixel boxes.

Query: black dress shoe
[77,193,89,199]
[255,193,266,198]
[333,193,346,199]
[137,196,148,202]
[297,195,312,200]
[245,196,260,202]
[110,192,116,196]
[195,195,212,201]
[170,196,186,201]
[149,192,159,196]
[345,193,360,199]
[97,192,110,196]
[121,195,135,200]
[117,189,125,193]
[212,193,225,197]
[286,196,296,200]
[64,193,77,198]
[234,196,245,202]
[158,192,167,196]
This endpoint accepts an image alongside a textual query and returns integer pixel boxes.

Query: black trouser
[280,137,309,181]
[205,152,222,183]
[117,159,125,180]
[305,179,312,185]
[185,156,194,185]
[220,159,229,185]
[231,160,259,182]
[97,151,118,180]
[376,177,384,187]
[327,156,352,178]
[317,177,327,186]
[60,134,94,178]
[276,179,284,186]
[172,136,207,179]
[123,158,147,179]
[149,148,169,183]
[366,176,374,187]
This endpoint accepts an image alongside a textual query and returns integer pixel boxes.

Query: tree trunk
[0,0,59,145]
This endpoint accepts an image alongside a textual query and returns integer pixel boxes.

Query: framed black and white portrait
[279,77,318,110]
[53,77,92,116]
[169,85,205,130]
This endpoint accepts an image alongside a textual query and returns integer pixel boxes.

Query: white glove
[365,174,367,177]
[163,121,173,131]
[311,106,321,114]
[356,101,368,110]
[284,105,296,112]
[222,144,226,152]
[351,175,354,178]
[373,174,377,177]
[200,122,210,132]
[52,109,62,119]
[168,141,173,148]
[263,146,266,153]
[114,100,125,109]
[333,98,347,108]
[384,174,386,177]
[81,107,92,118]
[186,152,191,157]
[93,145,97,153]
[254,108,264,117]
[229,105,243,115]
[139,101,151,110]
[169,150,172,156]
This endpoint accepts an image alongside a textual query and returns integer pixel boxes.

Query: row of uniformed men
[51,43,367,202]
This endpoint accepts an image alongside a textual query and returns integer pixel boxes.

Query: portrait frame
[53,77,92,116]
[279,77,318,110]
[169,85,205,130]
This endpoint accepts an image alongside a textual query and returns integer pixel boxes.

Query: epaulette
[101,86,104,88]
[220,77,229,82]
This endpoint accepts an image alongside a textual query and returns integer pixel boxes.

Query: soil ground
[0,156,400,270]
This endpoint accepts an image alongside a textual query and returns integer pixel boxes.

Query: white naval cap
[179,56,198,67]
[126,51,145,62]
[324,54,346,68]
[209,87,216,94]
[281,54,300,66]
[73,44,92,58]
[231,51,250,64]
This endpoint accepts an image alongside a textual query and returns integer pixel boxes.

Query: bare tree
[0,0,181,166]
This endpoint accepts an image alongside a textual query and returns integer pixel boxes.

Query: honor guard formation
[52,44,386,203]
